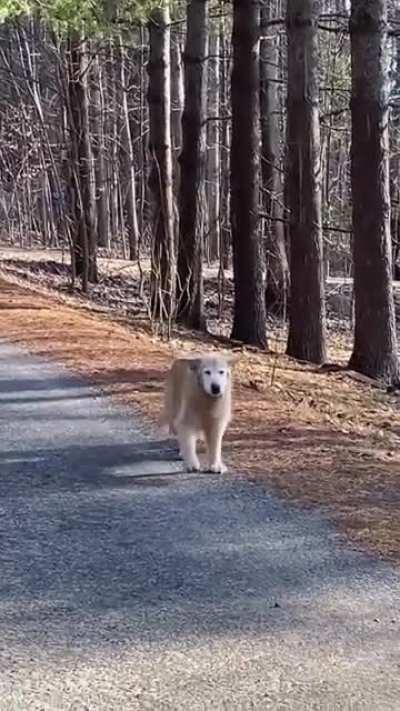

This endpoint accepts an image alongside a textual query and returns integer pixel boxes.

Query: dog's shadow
[0,437,221,492]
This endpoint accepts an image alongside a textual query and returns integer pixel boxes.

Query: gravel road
[0,341,400,710]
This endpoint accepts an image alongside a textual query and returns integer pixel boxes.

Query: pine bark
[230,0,267,347]
[177,0,208,329]
[108,38,120,244]
[91,52,110,250]
[170,28,184,248]
[67,35,98,289]
[148,7,176,319]
[206,26,220,262]
[286,0,326,363]
[349,0,399,382]
[119,35,140,261]
[390,6,400,279]
[260,1,289,315]
[170,29,183,196]
[219,27,231,270]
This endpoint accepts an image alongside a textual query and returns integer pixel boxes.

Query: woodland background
[0,0,399,381]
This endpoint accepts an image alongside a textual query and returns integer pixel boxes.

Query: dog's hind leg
[177,428,200,472]
[205,425,227,474]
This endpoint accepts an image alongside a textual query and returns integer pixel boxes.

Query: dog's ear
[224,352,240,366]
[188,357,201,372]
[176,356,201,372]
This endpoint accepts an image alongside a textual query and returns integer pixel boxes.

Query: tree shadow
[0,434,399,660]
[0,349,399,666]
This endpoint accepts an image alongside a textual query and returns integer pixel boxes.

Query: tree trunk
[18,22,58,247]
[170,28,184,250]
[130,30,150,246]
[230,0,267,347]
[286,0,326,363]
[260,1,289,316]
[170,29,183,198]
[348,0,399,382]
[148,7,176,320]
[119,35,140,261]
[206,26,220,263]
[108,38,120,245]
[91,52,110,250]
[390,6,400,280]
[219,27,230,270]
[67,34,98,288]
[176,0,208,330]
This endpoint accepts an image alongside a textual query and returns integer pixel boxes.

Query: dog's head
[189,354,234,398]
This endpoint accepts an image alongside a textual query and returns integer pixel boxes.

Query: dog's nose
[211,383,220,396]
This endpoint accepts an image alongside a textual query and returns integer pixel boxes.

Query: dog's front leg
[205,425,227,474]
[177,428,200,472]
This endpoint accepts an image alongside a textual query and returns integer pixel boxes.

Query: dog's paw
[207,461,227,474]
[185,460,201,473]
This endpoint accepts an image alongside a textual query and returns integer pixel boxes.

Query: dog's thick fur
[162,354,233,473]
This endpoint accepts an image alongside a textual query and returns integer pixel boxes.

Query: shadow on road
[0,434,397,656]
[0,352,398,664]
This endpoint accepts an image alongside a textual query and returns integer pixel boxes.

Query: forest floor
[1,246,400,562]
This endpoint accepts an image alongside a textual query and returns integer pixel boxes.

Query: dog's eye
[204,369,211,376]
[219,370,225,376]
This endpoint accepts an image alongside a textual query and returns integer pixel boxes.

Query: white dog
[162,353,233,473]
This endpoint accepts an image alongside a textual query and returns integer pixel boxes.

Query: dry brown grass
[1,274,400,562]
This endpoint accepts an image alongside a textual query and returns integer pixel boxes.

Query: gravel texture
[1,341,400,710]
